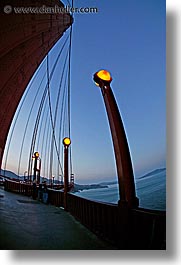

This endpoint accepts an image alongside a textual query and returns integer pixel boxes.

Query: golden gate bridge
[0,0,166,250]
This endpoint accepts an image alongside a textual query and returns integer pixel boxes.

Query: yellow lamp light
[63,137,71,146]
[34,152,39,158]
[93,69,112,87]
[97,70,112,82]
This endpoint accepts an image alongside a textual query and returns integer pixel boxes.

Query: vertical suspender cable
[67,23,73,175]
[3,60,46,174]
[57,67,69,180]
[46,54,64,179]
[17,72,46,176]
[27,35,69,178]
[49,50,69,181]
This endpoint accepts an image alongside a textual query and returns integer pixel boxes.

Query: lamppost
[32,151,41,184]
[93,70,139,208]
[63,137,71,211]
[24,170,27,182]
[52,175,55,188]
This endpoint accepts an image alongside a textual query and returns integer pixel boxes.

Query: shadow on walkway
[0,187,115,250]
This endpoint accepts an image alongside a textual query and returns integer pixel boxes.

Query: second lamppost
[63,137,71,211]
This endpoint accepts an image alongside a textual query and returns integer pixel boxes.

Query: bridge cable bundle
[2,21,73,185]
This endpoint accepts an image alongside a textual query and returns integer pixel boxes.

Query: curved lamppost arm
[93,70,139,208]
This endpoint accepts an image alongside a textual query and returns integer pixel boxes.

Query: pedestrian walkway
[0,187,115,250]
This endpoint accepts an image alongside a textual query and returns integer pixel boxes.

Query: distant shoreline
[1,167,166,193]
[72,183,109,193]
[138,168,166,180]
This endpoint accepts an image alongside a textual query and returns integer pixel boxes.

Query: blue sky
[70,0,166,183]
[3,0,166,184]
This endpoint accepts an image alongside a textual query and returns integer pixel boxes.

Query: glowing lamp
[34,152,39,158]
[63,137,71,146]
[93,70,112,87]
[97,70,112,81]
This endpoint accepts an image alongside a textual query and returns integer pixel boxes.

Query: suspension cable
[57,66,69,179]
[35,98,48,151]
[66,0,71,6]
[67,22,73,174]
[4,22,73,182]
[27,35,69,178]
[2,59,46,173]
[46,54,64,178]
[43,117,51,178]
[17,72,46,176]
[27,84,47,178]
[49,50,69,179]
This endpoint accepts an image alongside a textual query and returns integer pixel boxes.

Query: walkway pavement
[0,187,115,250]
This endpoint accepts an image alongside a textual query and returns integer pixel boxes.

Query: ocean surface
[75,169,166,211]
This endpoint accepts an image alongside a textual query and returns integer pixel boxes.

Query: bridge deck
[0,187,115,250]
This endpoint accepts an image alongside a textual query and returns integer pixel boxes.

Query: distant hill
[72,183,108,192]
[0,169,63,184]
[138,168,166,180]
[99,181,118,186]
[1,168,166,189]
[0,169,45,182]
[0,169,19,179]
[0,169,107,191]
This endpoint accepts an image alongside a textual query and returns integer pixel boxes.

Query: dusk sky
[3,0,166,184]
[70,0,166,183]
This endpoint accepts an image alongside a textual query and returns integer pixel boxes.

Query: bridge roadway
[0,187,115,250]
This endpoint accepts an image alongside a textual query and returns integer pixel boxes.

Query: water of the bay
[75,169,166,211]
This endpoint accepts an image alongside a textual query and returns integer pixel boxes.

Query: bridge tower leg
[93,70,139,208]
[0,0,72,167]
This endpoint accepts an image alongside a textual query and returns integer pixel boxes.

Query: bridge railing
[67,193,118,244]
[4,179,34,196]
[4,179,166,249]
[66,193,166,249]
[48,188,64,207]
